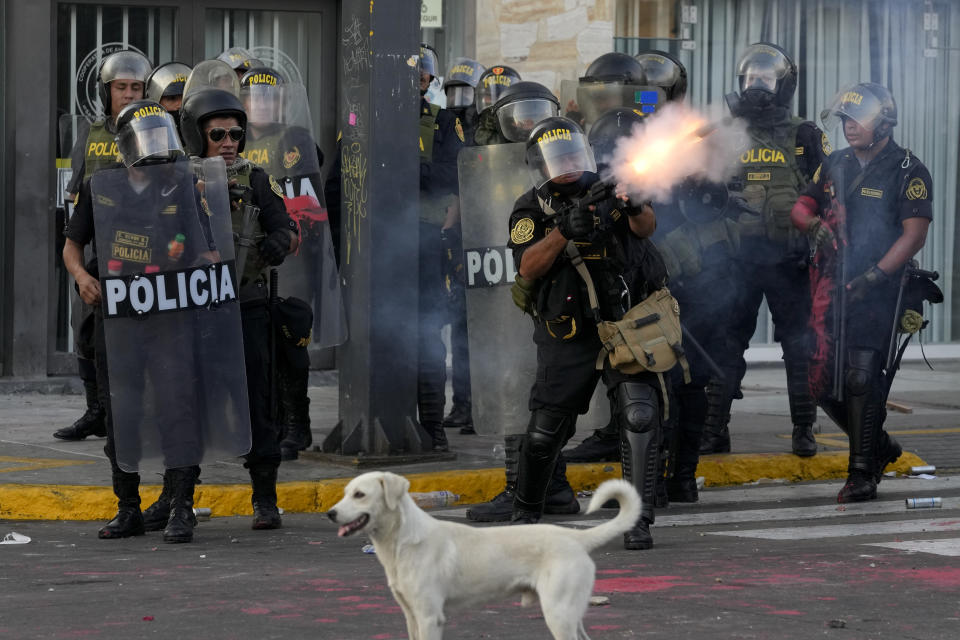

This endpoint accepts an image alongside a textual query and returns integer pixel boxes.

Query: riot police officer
[473,64,521,145]
[571,52,650,128]
[703,43,830,458]
[791,83,933,503]
[55,50,152,442]
[146,61,192,127]
[565,50,687,466]
[177,88,299,528]
[218,46,262,80]
[490,81,560,143]
[508,116,668,550]
[442,57,485,145]
[417,44,466,452]
[63,100,218,542]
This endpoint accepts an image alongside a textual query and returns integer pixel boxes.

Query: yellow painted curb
[0,451,928,521]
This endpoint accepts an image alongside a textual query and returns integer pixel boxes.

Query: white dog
[328,471,640,640]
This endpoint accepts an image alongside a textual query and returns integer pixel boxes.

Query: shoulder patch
[269,175,284,198]
[905,177,928,201]
[821,133,833,156]
[455,118,465,143]
[510,217,536,245]
[283,146,301,170]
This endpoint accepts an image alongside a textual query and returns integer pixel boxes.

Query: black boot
[785,354,818,457]
[544,455,581,515]
[54,370,106,441]
[875,431,902,484]
[98,472,145,539]
[617,382,661,550]
[512,411,572,522]
[699,377,732,454]
[250,464,282,529]
[163,467,198,543]
[427,422,449,452]
[442,403,475,435]
[278,368,312,461]
[467,434,520,522]
[666,386,705,503]
[142,471,172,532]
[837,349,881,504]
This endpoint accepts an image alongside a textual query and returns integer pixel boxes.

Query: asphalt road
[2,476,959,639]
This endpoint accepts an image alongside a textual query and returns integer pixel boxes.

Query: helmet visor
[184,60,241,99]
[525,128,596,188]
[497,99,560,143]
[242,84,281,124]
[101,51,152,84]
[419,47,439,77]
[736,45,791,94]
[475,74,517,113]
[820,86,887,132]
[147,63,191,102]
[117,112,184,167]
[636,54,682,89]
[445,84,475,109]
[576,81,652,125]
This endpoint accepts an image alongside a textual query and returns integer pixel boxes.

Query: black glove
[845,265,887,303]
[557,204,594,240]
[260,229,291,266]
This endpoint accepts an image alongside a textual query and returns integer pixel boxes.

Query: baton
[681,324,726,383]
[885,264,940,373]
[269,268,279,424]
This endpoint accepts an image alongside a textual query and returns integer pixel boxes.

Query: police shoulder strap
[564,240,601,322]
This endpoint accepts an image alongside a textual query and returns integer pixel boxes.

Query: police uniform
[508,178,669,546]
[418,97,465,447]
[802,139,932,493]
[712,115,830,453]
[651,189,741,499]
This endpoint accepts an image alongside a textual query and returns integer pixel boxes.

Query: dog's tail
[572,479,641,552]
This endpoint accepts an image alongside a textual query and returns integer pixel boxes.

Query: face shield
[445,58,484,88]
[475,70,519,114]
[497,99,560,143]
[100,51,153,85]
[820,86,888,133]
[445,84,475,109]
[146,63,191,103]
[242,83,282,124]
[736,45,790,95]
[183,60,241,99]
[576,81,651,126]
[116,111,185,167]
[218,47,255,71]
[525,128,597,188]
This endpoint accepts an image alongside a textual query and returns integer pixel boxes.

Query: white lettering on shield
[465,246,517,288]
[103,263,237,318]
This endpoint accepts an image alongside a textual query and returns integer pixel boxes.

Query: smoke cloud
[603,102,750,202]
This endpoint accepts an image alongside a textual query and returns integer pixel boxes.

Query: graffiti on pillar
[340,8,372,265]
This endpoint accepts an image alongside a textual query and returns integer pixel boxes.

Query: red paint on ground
[709,585,744,591]
[241,607,271,615]
[588,625,622,631]
[337,595,366,602]
[594,576,695,593]
[768,610,804,616]
[880,567,960,588]
[314,618,339,623]
[371,634,394,639]
[596,569,634,575]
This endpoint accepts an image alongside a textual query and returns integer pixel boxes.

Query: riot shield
[183,60,241,99]
[458,143,608,436]
[92,160,251,473]
[242,82,346,348]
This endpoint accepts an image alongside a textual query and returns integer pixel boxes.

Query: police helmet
[145,62,192,102]
[475,65,522,114]
[525,116,597,188]
[183,60,242,100]
[735,43,797,108]
[420,44,440,79]
[180,89,248,157]
[114,99,185,167]
[442,57,485,108]
[218,47,258,72]
[586,107,646,166]
[98,50,152,117]
[821,82,898,142]
[240,67,284,125]
[635,50,687,102]
[576,53,649,126]
[492,82,560,143]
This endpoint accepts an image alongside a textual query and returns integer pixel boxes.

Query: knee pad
[615,382,659,434]
[845,349,881,398]
[525,410,574,460]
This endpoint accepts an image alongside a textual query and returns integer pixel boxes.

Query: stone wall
[475,0,616,100]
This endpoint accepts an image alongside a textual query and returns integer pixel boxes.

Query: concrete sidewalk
[1,361,958,521]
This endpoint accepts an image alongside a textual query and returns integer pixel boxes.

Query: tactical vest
[228,165,269,296]
[737,117,807,249]
[419,102,450,225]
[84,120,121,179]
[655,217,739,282]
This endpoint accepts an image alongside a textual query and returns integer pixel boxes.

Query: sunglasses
[206,126,245,142]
